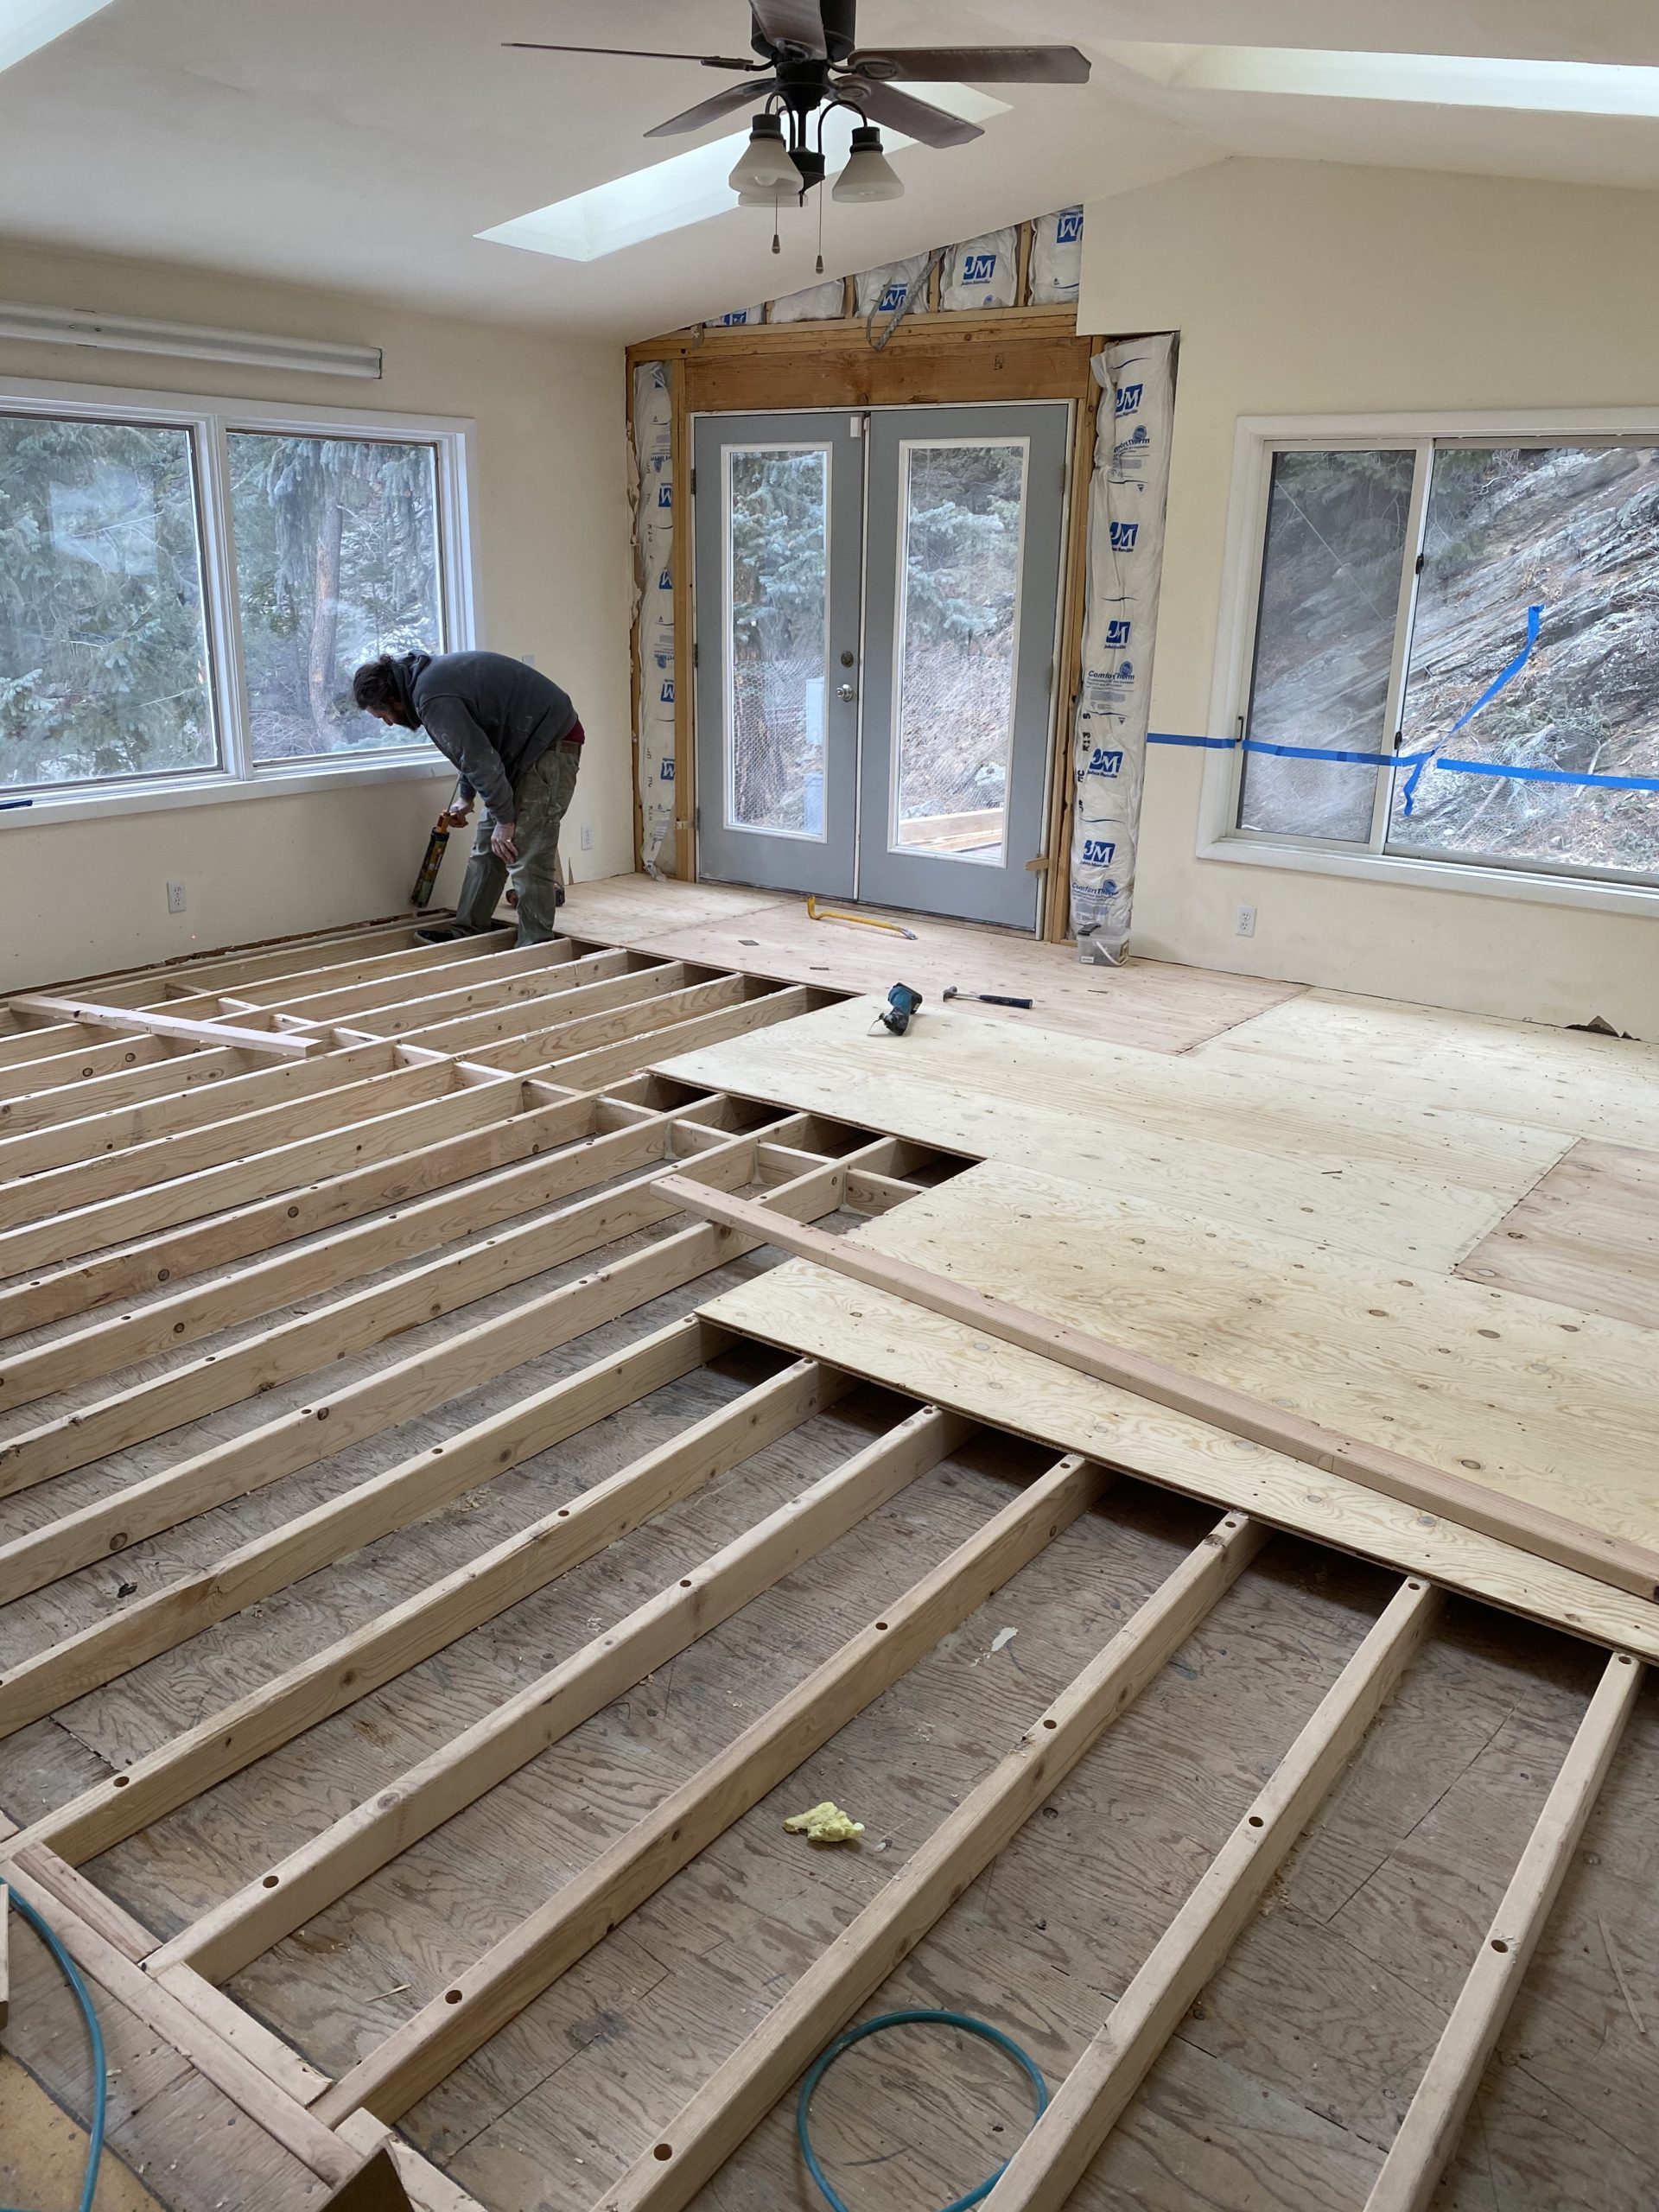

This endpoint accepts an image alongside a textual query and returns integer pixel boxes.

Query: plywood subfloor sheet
[700,1160,1659,1656]
[659,995,1572,1270]
[1197,988,1659,1148]
[552,877,787,947]
[559,875,1301,1052]
[1458,1137,1659,1330]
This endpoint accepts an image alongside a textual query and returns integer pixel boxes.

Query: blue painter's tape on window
[1436,760,1659,792]
[1247,740,1429,770]
[1402,603,1543,812]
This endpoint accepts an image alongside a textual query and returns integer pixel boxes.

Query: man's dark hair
[352,656,405,713]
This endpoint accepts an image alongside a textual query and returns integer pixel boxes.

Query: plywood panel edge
[698,1259,1659,1660]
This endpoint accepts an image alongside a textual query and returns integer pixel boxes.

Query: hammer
[943,987,1033,1009]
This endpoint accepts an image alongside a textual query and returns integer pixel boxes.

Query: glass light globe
[832,126,903,202]
[728,115,798,193]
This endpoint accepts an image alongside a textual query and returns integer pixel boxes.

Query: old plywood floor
[423,1514,1656,2212]
[0,2049,165,2209]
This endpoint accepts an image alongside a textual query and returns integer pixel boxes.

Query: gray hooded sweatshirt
[393,651,578,823]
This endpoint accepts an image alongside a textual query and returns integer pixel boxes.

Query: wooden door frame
[626,309,1102,941]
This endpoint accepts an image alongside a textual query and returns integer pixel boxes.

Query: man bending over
[353,649,583,945]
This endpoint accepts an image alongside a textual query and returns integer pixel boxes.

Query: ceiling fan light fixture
[831,123,904,200]
[728,111,798,192]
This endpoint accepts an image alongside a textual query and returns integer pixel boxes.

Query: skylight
[1,0,112,75]
[1112,43,1659,118]
[480,85,1010,263]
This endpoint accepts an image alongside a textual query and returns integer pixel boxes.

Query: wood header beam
[626,306,1088,365]
[680,331,1096,415]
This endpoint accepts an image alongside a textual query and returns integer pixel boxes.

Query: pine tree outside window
[0,378,475,811]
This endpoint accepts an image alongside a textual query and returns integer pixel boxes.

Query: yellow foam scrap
[783,1800,865,1844]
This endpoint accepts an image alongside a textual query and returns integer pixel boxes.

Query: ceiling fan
[506,2,1090,205]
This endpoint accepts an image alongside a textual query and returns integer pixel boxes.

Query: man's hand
[491,819,518,866]
[443,798,473,828]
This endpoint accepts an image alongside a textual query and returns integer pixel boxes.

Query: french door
[692,401,1070,928]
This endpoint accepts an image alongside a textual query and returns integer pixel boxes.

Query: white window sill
[1197,830,1659,918]
[1,754,454,830]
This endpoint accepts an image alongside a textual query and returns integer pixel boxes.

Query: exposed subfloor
[2,880,1656,2212]
[550,875,1304,1052]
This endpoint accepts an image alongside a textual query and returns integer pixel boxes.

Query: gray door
[855,403,1070,927]
[692,410,862,896]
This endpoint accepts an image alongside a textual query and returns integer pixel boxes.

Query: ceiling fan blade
[848,45,1090,85]
[842,79,983,147]
[645,78,778,138]
[750,1,827,59]
[503,44,763,70]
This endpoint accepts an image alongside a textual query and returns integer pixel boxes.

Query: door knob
[836,682,857,702]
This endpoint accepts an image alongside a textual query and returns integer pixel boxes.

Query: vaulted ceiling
[5,1,1659,336]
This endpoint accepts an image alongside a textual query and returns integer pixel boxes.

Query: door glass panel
[725,445,829,839]
[890,438,1027,866]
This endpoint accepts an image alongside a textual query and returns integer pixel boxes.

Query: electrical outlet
[1234,903,1256,938]
[521,652,536,668]
[580,823,594,852]
[166,880,188,915]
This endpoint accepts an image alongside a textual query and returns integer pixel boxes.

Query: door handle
[836,683,857,702]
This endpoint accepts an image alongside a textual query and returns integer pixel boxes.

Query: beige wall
[0,238,630,991]
[1078,158,1659,1033]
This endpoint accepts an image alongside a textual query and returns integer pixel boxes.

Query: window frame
[0,372,480,823]
[1200,408,1659,916]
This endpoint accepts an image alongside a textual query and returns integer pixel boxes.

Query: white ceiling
[6,1,1659,339]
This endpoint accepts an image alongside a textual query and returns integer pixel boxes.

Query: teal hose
[2,1890,106,2212]
[796,2007,1048,2212]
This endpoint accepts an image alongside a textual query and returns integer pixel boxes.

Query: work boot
[415,923,464,945]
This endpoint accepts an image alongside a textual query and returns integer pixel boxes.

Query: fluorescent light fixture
[1,0,112,75]
[480,84,1009,263]
[0,302,383,378]
[1113,41,1659,118]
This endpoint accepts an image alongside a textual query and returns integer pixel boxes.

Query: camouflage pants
[453,737,582,945]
